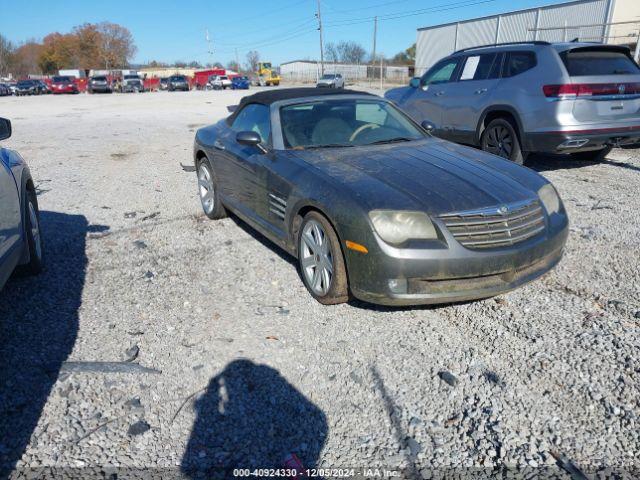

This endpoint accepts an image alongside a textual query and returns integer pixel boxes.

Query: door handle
[435,91,445,97]
[474,88,487,94]
[213,140,225,150]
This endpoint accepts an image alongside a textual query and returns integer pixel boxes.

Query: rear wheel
[197,157,227,220]
[570,146,612,162]
[481,118,525,165]
[298,212,348,305]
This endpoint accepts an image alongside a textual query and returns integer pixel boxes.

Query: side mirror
[236,130,267,154]
[421,120,435,133]
[0,118,11,141]
[409,77,421,88]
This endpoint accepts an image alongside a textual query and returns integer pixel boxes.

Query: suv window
[459,53,500,81]
[421,58,461,85]
[503,51,536,77]
[561,48,640,76]
[231,103,271,143]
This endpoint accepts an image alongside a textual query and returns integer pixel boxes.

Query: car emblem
[498,205,509,216]
[618,84,625,95]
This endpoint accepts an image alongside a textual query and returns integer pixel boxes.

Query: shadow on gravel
[227,213,296,267]
[0,211,107,475]
[527,153,640,173]
[181,359,327,479]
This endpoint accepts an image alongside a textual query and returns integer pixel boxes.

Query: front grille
[439,200,545,249]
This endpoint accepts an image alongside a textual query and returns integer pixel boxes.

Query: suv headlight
[538,184,560,215]
[369,210,437,245]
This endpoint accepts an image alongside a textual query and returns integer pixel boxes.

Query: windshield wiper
[368,137,415,145]
[303,143,355,149]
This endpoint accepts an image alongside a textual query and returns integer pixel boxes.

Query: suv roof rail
[453,41,550,54]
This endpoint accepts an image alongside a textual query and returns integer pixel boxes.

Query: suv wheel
[481,118,525,165]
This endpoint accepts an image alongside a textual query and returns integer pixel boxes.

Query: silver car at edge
[0,117,43,290]
[385,41,640,164]
[317,73,345,89]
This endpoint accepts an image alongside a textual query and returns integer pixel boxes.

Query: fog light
[388,278,407,294]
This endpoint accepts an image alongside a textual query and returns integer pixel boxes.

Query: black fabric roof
[227,87,373,124]
[240,87,373,106]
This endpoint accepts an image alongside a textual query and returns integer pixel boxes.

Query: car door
[0,149,21,263]
[441,52,503,144]
[218,103,272,222]
[401,57,463,137]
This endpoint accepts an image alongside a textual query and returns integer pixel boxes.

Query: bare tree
[0,34,15,77]
[97,22,137,69]
[324,42,339,63]
[246,50,260,72]
[336,41,366,64]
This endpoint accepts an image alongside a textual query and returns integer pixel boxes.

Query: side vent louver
[268,193,287,220]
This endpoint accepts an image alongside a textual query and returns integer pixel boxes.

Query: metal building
[415,0,640,75]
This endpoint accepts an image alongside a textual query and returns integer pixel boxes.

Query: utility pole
[316,0,324,75]
[372,16,378,65]
[205,29,214,67]
[235,48,240,73]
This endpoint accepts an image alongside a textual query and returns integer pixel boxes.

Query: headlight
[538,184,560,215]
[369,210,437,245]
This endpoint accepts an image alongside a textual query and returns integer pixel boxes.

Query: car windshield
[17,81,32,86]
[52,76,71,83]
[280,98,425,149]
[171,76,185,81]
[92,76,107,81]
[124,75,139,80]
[320,74,336,79]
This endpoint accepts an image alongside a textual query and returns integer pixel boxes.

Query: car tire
[481,118,525,165]
[197,157,227,220]
[570,146,612,162]
[16,188,44,276]
[298,211,349,305]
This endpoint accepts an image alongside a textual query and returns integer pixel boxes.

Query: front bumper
[524,126,640,153]
[345,213,569,306]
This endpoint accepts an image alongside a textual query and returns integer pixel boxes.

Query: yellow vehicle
[255,62,280,86]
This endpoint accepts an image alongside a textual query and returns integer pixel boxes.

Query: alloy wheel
[198,164,215,215]
[300,219,334,296]
[485,125,513,159]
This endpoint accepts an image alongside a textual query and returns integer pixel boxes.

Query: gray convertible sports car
[193,88,568,306]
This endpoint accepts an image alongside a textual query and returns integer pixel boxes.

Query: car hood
[288,139,546,215]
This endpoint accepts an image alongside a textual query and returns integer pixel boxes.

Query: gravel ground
[0,89,638,479]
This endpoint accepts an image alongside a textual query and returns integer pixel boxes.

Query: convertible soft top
[227,87,374,124]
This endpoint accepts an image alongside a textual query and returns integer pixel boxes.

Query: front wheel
[298,212,348,305]
[481,118,525,165]
[17,189,44,275]
[197,157,227,220]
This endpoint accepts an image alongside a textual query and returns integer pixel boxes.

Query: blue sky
[0,0,564,66]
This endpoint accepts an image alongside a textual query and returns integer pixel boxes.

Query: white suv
[207,75,232,90]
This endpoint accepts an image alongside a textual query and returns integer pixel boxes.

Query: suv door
[402,57,462,136]
[0,149,21,263]
[440,52,503,144]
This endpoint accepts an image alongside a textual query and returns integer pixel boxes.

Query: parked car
[207,75,232,90]
[51,76,78,94]
[88,75,112,94]
[231,76,250,90]
[15,80,39,96]
[36,80,51,94]
[0,117,43,291]
[120,74,144,93]
[193,88,568,306]
[0,83,10,96]
[168,75,190,91]
[7,82,17,95]
[386,41,640,164]
[159,78,169,90]
[317,73,344,89]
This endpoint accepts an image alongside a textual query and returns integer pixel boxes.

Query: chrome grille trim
[439,200,546,249]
